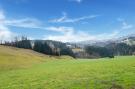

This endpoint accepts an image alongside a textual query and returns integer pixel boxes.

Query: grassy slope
[0,45,48,70]
[0,46,135,89]
[0,45,72,70]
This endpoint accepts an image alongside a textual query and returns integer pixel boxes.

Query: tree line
[106,43,135,56]
[1,36,135,59]
[85,42,135,58]
[85,46,114,58]
[33,40,75,57]
[1,36,75,58]
[1,36,32,49]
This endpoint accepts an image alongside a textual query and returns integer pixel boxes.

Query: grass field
[0,46,135,89]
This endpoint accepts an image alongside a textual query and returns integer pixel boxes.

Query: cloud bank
[0,9,134,42]
[0,10,15,41]
[0,9,42,41]
[45,26,120,42]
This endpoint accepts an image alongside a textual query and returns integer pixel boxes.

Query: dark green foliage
[4,36,32,49]
[33,40,75,57]
[3,38,75,57]
[60,47,76,58]
[33,41,53,55]
[106,43,135,56]
[115,43,132,55]
[43,42,53,55]
[33,41,44,53]
[14,40,32,49]
[85,46,114,58]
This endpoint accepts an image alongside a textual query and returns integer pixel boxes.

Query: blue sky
[0,0,135,42]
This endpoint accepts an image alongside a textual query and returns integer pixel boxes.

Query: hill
[0,46,135,89]
[68,34,135,47]
[0,45,73,70]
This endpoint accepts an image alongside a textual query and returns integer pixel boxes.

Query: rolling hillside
[0,45,135,89]
[0,45,72,70]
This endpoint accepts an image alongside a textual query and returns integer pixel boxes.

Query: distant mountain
[119,35,135,46]
[67,34,135,48]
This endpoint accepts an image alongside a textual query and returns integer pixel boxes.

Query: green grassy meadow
[0,46,135,89]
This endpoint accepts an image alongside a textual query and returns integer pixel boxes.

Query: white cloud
[50,12,99,23]
[122,21,133,30]
[0,9,43,41]
[0,10,5,20]
[1,9,133,43]
[45,26,119,42]
[117,18,133,30]
[0,10,15,41]
[69,0,83,3]
[0,9,41,42]
[0,28,14,42]
[46,26,74,34]
[5,18,42,29]
[0,8,42,29]
[0,10,37,42]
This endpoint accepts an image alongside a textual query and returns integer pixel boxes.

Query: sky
[0,0,135,42]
